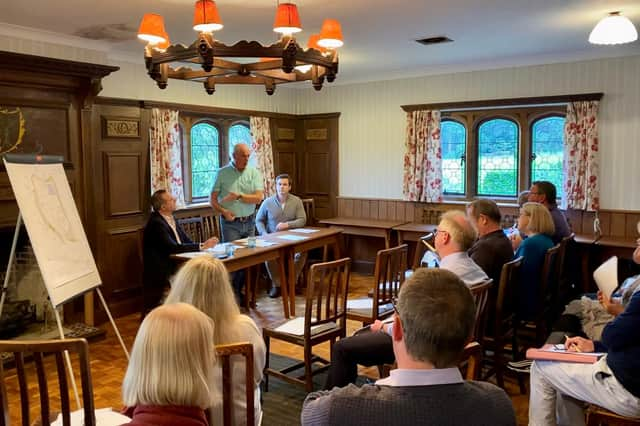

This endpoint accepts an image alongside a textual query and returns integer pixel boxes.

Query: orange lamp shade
[307,34,326,52]
[318,19,343,48]
[273,3,302,34]
[138,13,168,44]
[156,32,171,50]
[193,0,223,32]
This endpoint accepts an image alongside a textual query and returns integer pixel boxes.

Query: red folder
[526,344,605,364]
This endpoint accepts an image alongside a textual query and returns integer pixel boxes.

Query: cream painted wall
[296,56,640,211]
[2,33,639,209]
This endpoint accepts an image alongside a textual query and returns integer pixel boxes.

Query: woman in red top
[120,303,216,426]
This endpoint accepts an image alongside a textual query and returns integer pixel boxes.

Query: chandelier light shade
[193,0,223,32]
[589,11,638,45]
[273,3,302,35]
[318,19,344,48]
[137,1,342,95]
[137,14,167,44]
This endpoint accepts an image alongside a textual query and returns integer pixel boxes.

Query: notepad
[290,228,320,234]
[593,256,619,298]
[526,344,605,364]
[276,234,309,241]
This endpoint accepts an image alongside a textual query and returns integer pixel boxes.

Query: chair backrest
[0,338,95,426]
[539,244,561,311]
[305,258,351,337]
[470,279,493,342]
[373,244,408,316]
[176,216,204,242]
[555,232,576,309]
[460,341,483,381]
[201,212,222,240]
[493,256,524,336]
[214,342,254,426]
[412,233,435,269]
[301,198,316,226]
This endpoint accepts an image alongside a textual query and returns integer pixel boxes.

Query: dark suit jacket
[142,211,199,311]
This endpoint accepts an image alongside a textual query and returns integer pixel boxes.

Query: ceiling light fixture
[589,11,638,45]
[137,0,343,95]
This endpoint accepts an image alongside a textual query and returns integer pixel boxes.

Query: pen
[565,335,582,352]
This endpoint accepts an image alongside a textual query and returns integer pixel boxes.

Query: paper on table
[274,317,336,335]
[276,234,309,241]
[593,256,618,298]
[180,251,211,259]
[290,228,320,234]
[52,408,131,425]
[346,298,373,310]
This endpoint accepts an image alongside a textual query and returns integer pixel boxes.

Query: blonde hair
[122,303,215,408]
[165,256,240,344]
[439,210,478,251]
[521,202,555,236]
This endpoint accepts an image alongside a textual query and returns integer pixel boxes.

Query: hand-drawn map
[4,160,101,306]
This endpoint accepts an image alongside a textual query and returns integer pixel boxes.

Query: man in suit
[302,268,515,426]
[142,189,218,316]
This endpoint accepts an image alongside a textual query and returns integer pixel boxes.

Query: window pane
[477,118,518,196]
[531,116,565,199]
[191,123,219,199]
[228,124,257,168]
[441,120,466,195]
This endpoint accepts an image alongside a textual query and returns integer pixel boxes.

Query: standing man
[210,143,264,300]
[143,189,218,317]
[466,199,515,286]
[255,174,307,298]
[528,180,571,243]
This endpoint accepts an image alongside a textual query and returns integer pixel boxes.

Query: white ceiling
[1,0,639,85]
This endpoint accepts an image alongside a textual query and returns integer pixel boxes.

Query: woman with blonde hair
[165,256,266,426]
[121,303,216,426]
[514,202,555,320]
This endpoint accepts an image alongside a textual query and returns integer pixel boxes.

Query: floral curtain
[150,108,185,207]
[249,116,276,197]
[562,101,600,211]
[402,110,442,202]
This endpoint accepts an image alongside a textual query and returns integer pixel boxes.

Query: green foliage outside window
[478,119,518,196]
[191,123,219,199]
[532,116,565,199]
[441,120,466,195]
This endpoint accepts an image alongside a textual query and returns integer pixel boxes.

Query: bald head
[232,143,251,171]
[436,210,478,256]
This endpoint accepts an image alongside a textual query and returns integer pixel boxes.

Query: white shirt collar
[375,367,463,387]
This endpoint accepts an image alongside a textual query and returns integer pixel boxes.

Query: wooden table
[393,222,437,268]
[174,227,342,318]
[574,233,638,292]
[318,217,409,249]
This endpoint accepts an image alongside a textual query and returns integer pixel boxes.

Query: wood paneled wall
[337,196,640,240]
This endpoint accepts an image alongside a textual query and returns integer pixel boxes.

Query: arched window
[441,120,466,195]
[531,116,565,199]
[477,118,518,197]
[190,122,219,199]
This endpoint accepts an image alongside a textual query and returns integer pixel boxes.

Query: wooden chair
[555,232,576,315]
[482,257,525,392]
[176,216,204,242]
[202,211,222,240]
[535,244,561,346]
[347,244,408,325]
[214,342,255,426]
[586,405,640,426]
[0,338,96,426]
[470,279,493,344]
[301,198,316,226]
[263,258,351,392]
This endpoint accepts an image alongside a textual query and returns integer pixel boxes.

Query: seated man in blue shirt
[302,269,515,426]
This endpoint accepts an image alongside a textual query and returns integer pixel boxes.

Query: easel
[0,154,129,412]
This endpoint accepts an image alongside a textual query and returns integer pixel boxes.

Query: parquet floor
[4,273,529,425]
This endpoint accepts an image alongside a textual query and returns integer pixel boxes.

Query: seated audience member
[324,211,488,389]
[467,199,515,286]
[528,180,571,244]
[165,256,265,426]
[518,190,531,208]
[513,202,555,321]
[255,173,307,298]
[142,189,218,316]
[303,269,516,426]
[121,303,216,426]
[529,285,640,425]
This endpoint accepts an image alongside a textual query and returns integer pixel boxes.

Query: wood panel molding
[102,152,143,217]
[101,116,141,139]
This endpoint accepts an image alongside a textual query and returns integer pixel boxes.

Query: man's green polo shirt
[212,164,263,218]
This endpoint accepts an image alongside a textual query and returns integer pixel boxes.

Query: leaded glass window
[441,120,466,195]
[190,122,219,199]
[477,118,518,197]
[531,116,565,199]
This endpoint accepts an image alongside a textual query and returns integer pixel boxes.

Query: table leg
[384,231,391,249]
[287,247,297,317]
[277,252,290,318]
